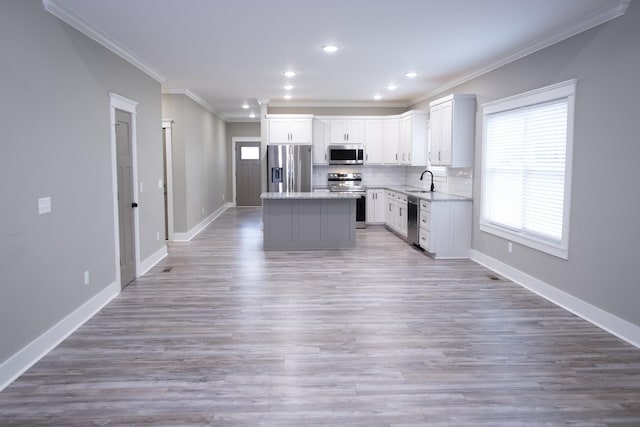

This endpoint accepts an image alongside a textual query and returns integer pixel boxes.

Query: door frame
[232,136,261,207]
[109,92,140,287]
[162,120,175,241]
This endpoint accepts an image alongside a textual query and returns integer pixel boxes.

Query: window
[240,146,260,160]
[480,80,576,259]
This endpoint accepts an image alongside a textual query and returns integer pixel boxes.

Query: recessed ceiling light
[250,112,256,118]
[405,72,418,78]
[283,84,294,90]
[387,84,397,90]
[283,71,296,78]
[374,95,382,100]
[284,94,292,100]
[322,45,339,53]
[242,103,249,109]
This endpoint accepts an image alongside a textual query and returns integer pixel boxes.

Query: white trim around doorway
[162,120,175,242]
[232,136,262,207]
[109,92,140,286]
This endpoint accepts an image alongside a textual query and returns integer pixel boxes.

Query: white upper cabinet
[312,118,330,164]
[364,120,383,164]
[382,118,399,164]
[397,110,428,166]
[267,115,313,144]
[329,119,364,144]
[428,94,475,167]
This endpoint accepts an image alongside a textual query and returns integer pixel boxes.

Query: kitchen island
[261,192,360,251]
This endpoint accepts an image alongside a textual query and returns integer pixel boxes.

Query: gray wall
[0,0,164,362]
[162,94,228,233]
[412,2,640,326]
[225,122,261,204]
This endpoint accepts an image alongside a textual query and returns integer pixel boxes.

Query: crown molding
[162,88,230,121]
[224,118,261,123]
[268,100,409,108]
[42,0,165,83]
[411,0,630,106]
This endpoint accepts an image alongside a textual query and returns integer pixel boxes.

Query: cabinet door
[345,120,364,144]
[439,101,453,165]
[373,190,386,223]
[269,119,293,143]
[384,192,394,227]
[366,189,376,223]
[329,119,364,144]
[382,119,399,164]
[398,117,411,164]
[289,119,312,144]
[313,119,329,164]
[329,120,347,143]
[364,120,383,164]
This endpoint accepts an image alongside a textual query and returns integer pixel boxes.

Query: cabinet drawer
[420,200,431,211]
[419,227,431,251]
[420,211,431,230]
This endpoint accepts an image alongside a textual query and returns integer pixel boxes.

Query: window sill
[480,222,568,260]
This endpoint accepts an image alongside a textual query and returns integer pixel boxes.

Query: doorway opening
[109,93,140,290]
[232,137,262,206]
[162,120,174,241]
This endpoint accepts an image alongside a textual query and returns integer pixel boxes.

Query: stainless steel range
[328,172,366,228]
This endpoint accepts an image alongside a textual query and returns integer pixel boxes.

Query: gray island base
[261,192,360,251]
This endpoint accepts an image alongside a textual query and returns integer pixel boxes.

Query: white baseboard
[138,245,168,276]
[470,249,640,349]
[0,281,120,392]
[173,203,232,242]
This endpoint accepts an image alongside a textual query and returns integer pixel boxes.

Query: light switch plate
[38,197,52,215]
[158,179,163,189]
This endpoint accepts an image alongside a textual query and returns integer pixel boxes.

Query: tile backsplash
[313,165,473,198]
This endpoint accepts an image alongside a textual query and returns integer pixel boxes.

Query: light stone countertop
[370,185,472,202]
[261,192,361,200]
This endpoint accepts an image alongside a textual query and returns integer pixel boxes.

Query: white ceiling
[44,0,629,121]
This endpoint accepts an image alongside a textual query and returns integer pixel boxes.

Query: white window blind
[480,80,576,259]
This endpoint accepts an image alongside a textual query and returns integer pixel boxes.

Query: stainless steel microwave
[328,144,364,165]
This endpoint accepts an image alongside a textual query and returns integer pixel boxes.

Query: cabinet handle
[438,150,441,161]
[399,208,403,217]
[395,153,398,161]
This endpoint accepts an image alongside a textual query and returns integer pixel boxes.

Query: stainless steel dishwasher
[407,195,419,247]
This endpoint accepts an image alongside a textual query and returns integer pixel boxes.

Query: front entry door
[115,109,136,288]
[236,141,261,206]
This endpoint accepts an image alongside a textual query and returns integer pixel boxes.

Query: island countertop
[260,191,361,200]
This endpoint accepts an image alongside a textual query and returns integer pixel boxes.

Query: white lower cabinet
[419,199,472,259]
[384,190,407,238]
[366,188,385,224]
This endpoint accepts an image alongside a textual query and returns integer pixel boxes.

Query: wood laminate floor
[1,207,639,426]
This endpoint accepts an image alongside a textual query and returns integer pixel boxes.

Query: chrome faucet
[420,170,435,192]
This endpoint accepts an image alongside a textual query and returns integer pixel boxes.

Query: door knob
[131,202,138,208]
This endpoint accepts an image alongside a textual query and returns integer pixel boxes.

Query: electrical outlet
[508,242,513,253]
[84,270,90,285]
[158,179,163,189]
[156,231,160,241]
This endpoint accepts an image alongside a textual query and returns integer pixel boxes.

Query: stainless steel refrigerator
[267,144,312,192]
